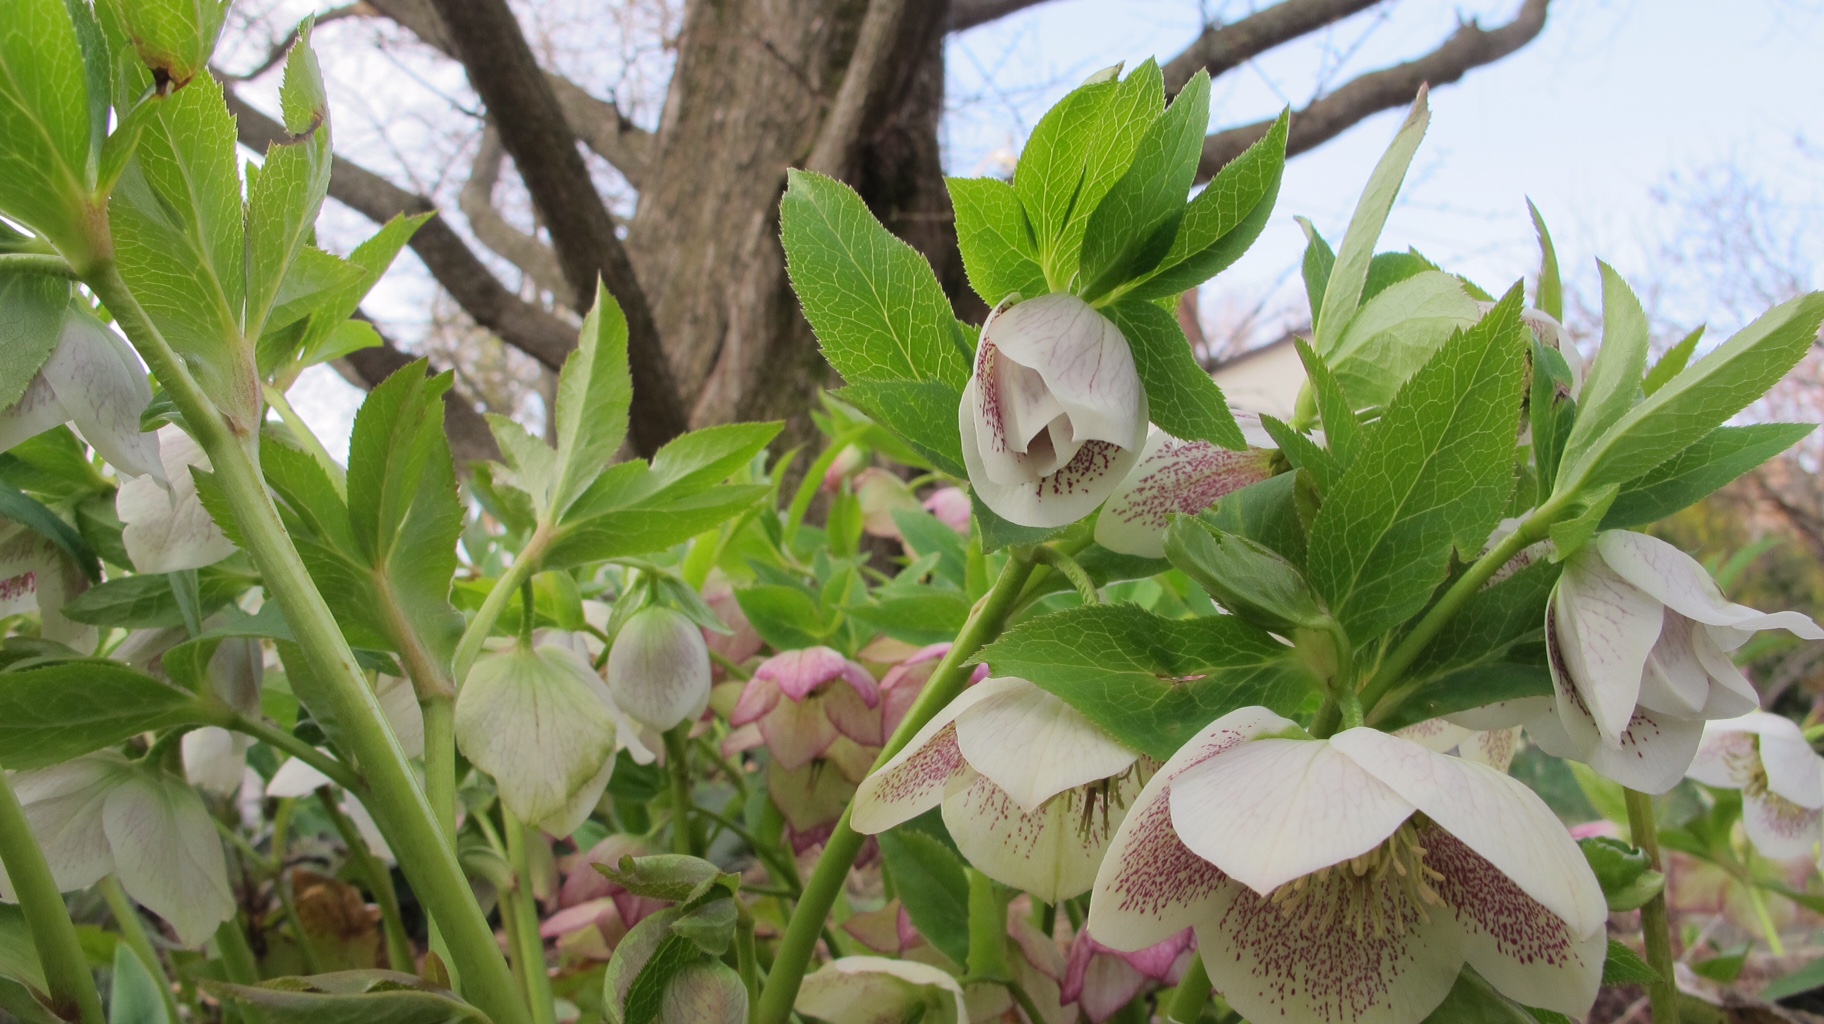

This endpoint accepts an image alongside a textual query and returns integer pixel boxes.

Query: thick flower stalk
[960,294,1149,528]
[1091,707,1607,1024]
[854,676,1148,903]
[1686,712,1824,860]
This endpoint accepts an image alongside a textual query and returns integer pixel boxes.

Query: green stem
[1031,545,1099,605]
[664,725,698,856]
[0,253,78,277]
[1624,789,1680,1024]
[504,809,558,1024]
[224,712,362,792]
[454,529,550,683]
[695,806,800,896]
[735,905,760,1011]
[0,767,104,1024]
[100,875,182,1024]
[86,263,531,1024]
[420,693,458,989]
[753,549,1040,1024]
[1162,955,1212,1024]
[318,791,416,973]
[211,916,266,1024]
[1360,503,1563,718]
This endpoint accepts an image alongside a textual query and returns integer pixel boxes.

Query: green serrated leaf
[1105,298,1244,449]
[1298,217,1334,319]
[1128,109,1287,301]
[1530,340,1577,497]
[1643,325,1703,396]
[597,854,735,904]
[548,282,634,519]
[1077,71,1209,300]
[1294,338,1360,464]
[781,170,968,390]
[979,603,1321,759]
[1326,270,1480,415]
[1164,516,1325,633]
[831,381,966,478]
[0,272,71,409]
[205,971,486,1024]
[0,661,205,770]
[1306,288,1527,646]
[1526,198,1562,322]
[948,176,1046,307]
[1604,423,1814,529]
[0,0,95,253]
[846,592,970,646]
[1557,264,1648,481]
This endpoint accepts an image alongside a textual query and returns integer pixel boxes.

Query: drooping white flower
[455,640,618,835]
[1489,531,1822,794]
[182,634,265,796]
[607,605,712,733]
[1686,712,1824,860]
[1093,423,1277,558]
[1090,707,1607,1024]
[1393,718,1523,773]
[0,521,93,649]
[0,754,234,947]
[853,676,1147,903]
[960,294,1148,528]
[117,425,237,573]
[0,306,162,479]
[795,957,968,1024]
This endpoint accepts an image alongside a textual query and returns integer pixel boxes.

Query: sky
[285,0,1824,457]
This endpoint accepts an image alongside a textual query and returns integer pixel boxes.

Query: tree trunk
[628,0,972,447]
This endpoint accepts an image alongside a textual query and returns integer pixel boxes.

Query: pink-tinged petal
[1424,826,1605,1018]
[1197,877,1460,1024]
[942,765,1135,904]
[953,677,1138,812]
[1332,728,1607,939]
[855,468,921,539]
[1062,937,1147,1023]
[820,444,866,493]
[1552,558,1661,745]
[541,897,618,939]
[959,379,1145,530]
[720,723,764,759]
[1008,912,1076,1024]
[1459,727,1523,774]
[767,756,857,835]
[1744,787,1823,860]
[853,682,1006,834]
[1598,531,1824,640]
[1170,736,1413,897]
[841,901,918,956]
[1687,723,1760,790]
[1093,428,1276,558]
[729,675,781,727]
[560,833,650,908]
[821,680,884,747]
[1087,707,1294,952]
[922,487,972,534]
[755,647,849,702]
[759,698,839,772]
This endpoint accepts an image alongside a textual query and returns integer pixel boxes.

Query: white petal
[1093,427,1274,558]
[796,956,967,1024]
[1693,628,1759,719]
[608,606,713,733]
[0,375,70,459]
[1170,736,1413,896]
[985,294,1145,451]
[1687,723,1759,790]
[1446,696,1553,732]
[264,753,336,798]
[941,766,1132,904]
[118,426,237,573]
[1331,728,1608,939]
[41,309,161,479]
[1423,826,1606,1018]
[953,677,1138,812]
[960,380,1142,529]
[1534,688,1702,796]
[1553,556,1661,744]
[0,527,95,649]
[0,755,126,897]
[852,682,1004,835]
[1459,727,1523,774]
[1698,712,1824,809]
[1394,719,1475,754]
[182,726,250,796]
[1197,879,1460,1024]
[1742,788,1823,860]
[538,756,613,839]
[374,674,425,760]
[454,644,618,826]
[102,769,235,946]
[1087,707,1294,952]
[341,796,395,863]
[1597,531,1824,639]
[1637,612,1711,717]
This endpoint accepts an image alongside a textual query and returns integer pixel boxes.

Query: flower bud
[853,468,919,539]
[608,605,712,733]
[921,486,971,534]
[960,294,1148,528]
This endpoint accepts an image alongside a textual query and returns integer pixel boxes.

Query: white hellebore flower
[0,520,92,649]
[960,294,1148,528]
[456,640,618,836]
[1093,420,1277,558]
[1686,712,1824,860]
[117,425,238,573]
[0,753,234,946]
[852,676,1147,903]
[1497,531,1822,794]
[0,305,162,479]
[607,605,712,733]
[1090,707,1607,1024]
[795,957,968,1024]
[182,634,266,796]
[265,674,426,863]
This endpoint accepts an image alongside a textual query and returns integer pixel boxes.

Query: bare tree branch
[1163,0,1385,94]
[806,0,914,180]
[427,0,687,455]
[458,125,569,299]
[225,87,580,373]
[361,0,651,187]
[946,0,1052,33]
[1197,0,1550,180]
[333,318,502,465]
[219,2,368,82]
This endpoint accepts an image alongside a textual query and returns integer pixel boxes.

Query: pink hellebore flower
[876,642,989,740]
[731,647,881,770]
[821,444,867,493]
[1090,707,1607,1024]
[960,294,1149,529]
[1686,712,1824,860]
[854,468,921,539]
[922,487,972,534]
[1061,929,1195,1024]
[1093,423,1277,559]
[701,575,764,671]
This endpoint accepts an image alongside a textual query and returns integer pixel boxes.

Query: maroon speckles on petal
[1104,777,1228,920]
[0,570,37,602]
[1110,442,1271,529]
[1041,439,1122,498]
[1425,826,1577,968]
[868,724,966,809]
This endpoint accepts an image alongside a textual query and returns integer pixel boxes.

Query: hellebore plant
[0,18,1820,1024]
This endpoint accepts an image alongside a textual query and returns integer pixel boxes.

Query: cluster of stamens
[1267,818,1446,939]
[1066,761,1152,840]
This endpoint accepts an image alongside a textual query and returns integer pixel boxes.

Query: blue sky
[289,0,1824,454]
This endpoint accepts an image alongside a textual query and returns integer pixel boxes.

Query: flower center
[1064,760,1152,841]
[1267,819,1446,939]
